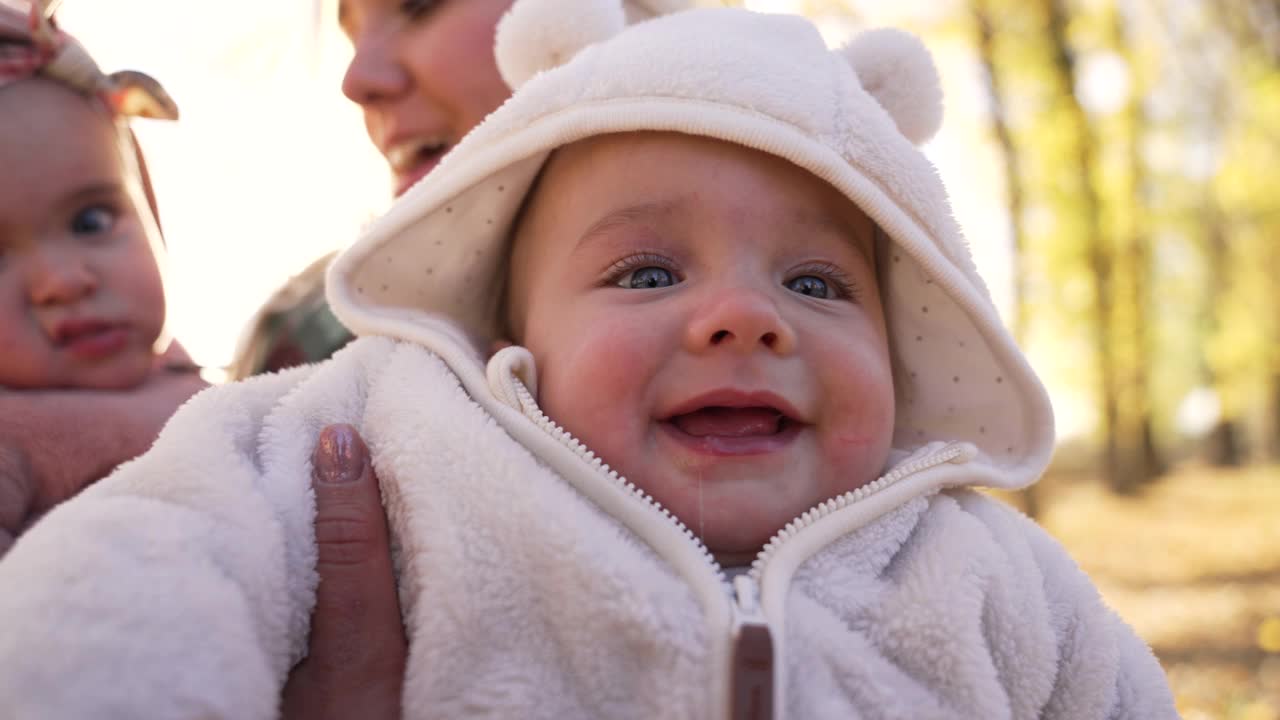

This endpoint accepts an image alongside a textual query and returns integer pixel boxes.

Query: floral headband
[0,0,178,119]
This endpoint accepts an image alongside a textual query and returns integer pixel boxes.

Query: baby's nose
[25,249,97,307]
[684,287,797,355]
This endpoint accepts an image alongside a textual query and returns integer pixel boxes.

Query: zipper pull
[729,575,774,720]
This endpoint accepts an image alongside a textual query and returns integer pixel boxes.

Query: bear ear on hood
[495,0,705,89]
[495,0,627,89]
[838,28,943,145]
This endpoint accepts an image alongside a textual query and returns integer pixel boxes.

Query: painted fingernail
[315,425,363,484]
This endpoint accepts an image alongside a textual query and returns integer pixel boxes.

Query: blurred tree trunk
[969,0,1029,346]
[1222,0,1280,462]
[1149,0,1256,468]
[969,0,1041,515]
[1201,210,1245,467]
[1212,0,1280,463]
[1109,2,1165,483]
[1040,0,1130,492]
[1270,236,1280,461]
[1269,372,1280,461]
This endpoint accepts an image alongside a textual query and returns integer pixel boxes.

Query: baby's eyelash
[792,261,861,302]
[601,252,680,286]
[400,0,441,18]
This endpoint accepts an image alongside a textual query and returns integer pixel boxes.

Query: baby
[0,2,181,390]
[0,2,203,554]
[0,2,1178,719]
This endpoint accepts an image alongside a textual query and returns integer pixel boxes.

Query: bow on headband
[0,0,178,119]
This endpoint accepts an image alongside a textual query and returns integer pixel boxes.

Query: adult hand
[282,424,407,720]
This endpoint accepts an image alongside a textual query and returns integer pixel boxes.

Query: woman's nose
[25,250,97,307]
[341,28,410,106]
[684,286,797,356]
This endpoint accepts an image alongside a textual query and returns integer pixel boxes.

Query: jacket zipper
[746,441,973,585]
[506,374,971,719]
[729,574,774,720]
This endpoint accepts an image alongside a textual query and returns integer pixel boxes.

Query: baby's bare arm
[0,443,32,556]
[0,370,208,551]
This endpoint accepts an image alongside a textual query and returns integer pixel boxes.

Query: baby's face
[507,133,895,564]
[0,81,166,389]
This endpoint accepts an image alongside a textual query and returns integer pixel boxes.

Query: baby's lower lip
[657,420,802,457]
[62,326,130,361]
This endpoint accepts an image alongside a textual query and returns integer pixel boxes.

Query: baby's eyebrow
[54,181,121,207]
[573,199,681,254]
[780,206,876,266]
[51,181,128,216]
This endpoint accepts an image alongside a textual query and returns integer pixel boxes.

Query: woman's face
[340,0,514,197]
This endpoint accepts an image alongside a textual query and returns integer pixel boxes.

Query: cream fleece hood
[328,1,1056,490]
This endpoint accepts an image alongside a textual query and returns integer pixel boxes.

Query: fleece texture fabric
[0,337,1176,720]
[0,4,1177,719]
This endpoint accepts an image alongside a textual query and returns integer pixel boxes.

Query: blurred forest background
[785,0,1280,482]
[56,0,1278,716]
[785,0,1280,715]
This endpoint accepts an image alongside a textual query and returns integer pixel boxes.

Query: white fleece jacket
[0,5,1179,719]
[0,335,1176,720]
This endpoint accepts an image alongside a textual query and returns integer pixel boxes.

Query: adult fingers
[281,424,406,720]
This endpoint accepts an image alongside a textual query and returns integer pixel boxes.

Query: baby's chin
[61,353,157,391]
[688,516,780,569]
[711,547,766,568]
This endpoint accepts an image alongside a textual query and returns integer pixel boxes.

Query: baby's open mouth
[658,389,806,456]
[668,406,793,437]
[659,397,803,457]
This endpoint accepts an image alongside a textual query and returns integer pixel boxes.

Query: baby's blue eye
[786,275,832,298]
[623,266,676,289]
[71,206,115,236]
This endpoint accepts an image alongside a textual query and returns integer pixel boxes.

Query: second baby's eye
[400,0,441,18]
[71,206,116,237]
[620,266,676,289]
[785,275,832,299]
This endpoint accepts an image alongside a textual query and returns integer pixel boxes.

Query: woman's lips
[660,407,802,456]
[392,150,447,197]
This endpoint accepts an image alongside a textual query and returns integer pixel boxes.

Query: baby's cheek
[110,237,167,341]
[0,326,50,388]
[538,318,662,457]
[822,412,888,477]
[818,358,896,485]
[564,320,663,393]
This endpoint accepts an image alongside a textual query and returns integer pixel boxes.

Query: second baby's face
[506,133,895,565]
[0,80,166,390]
